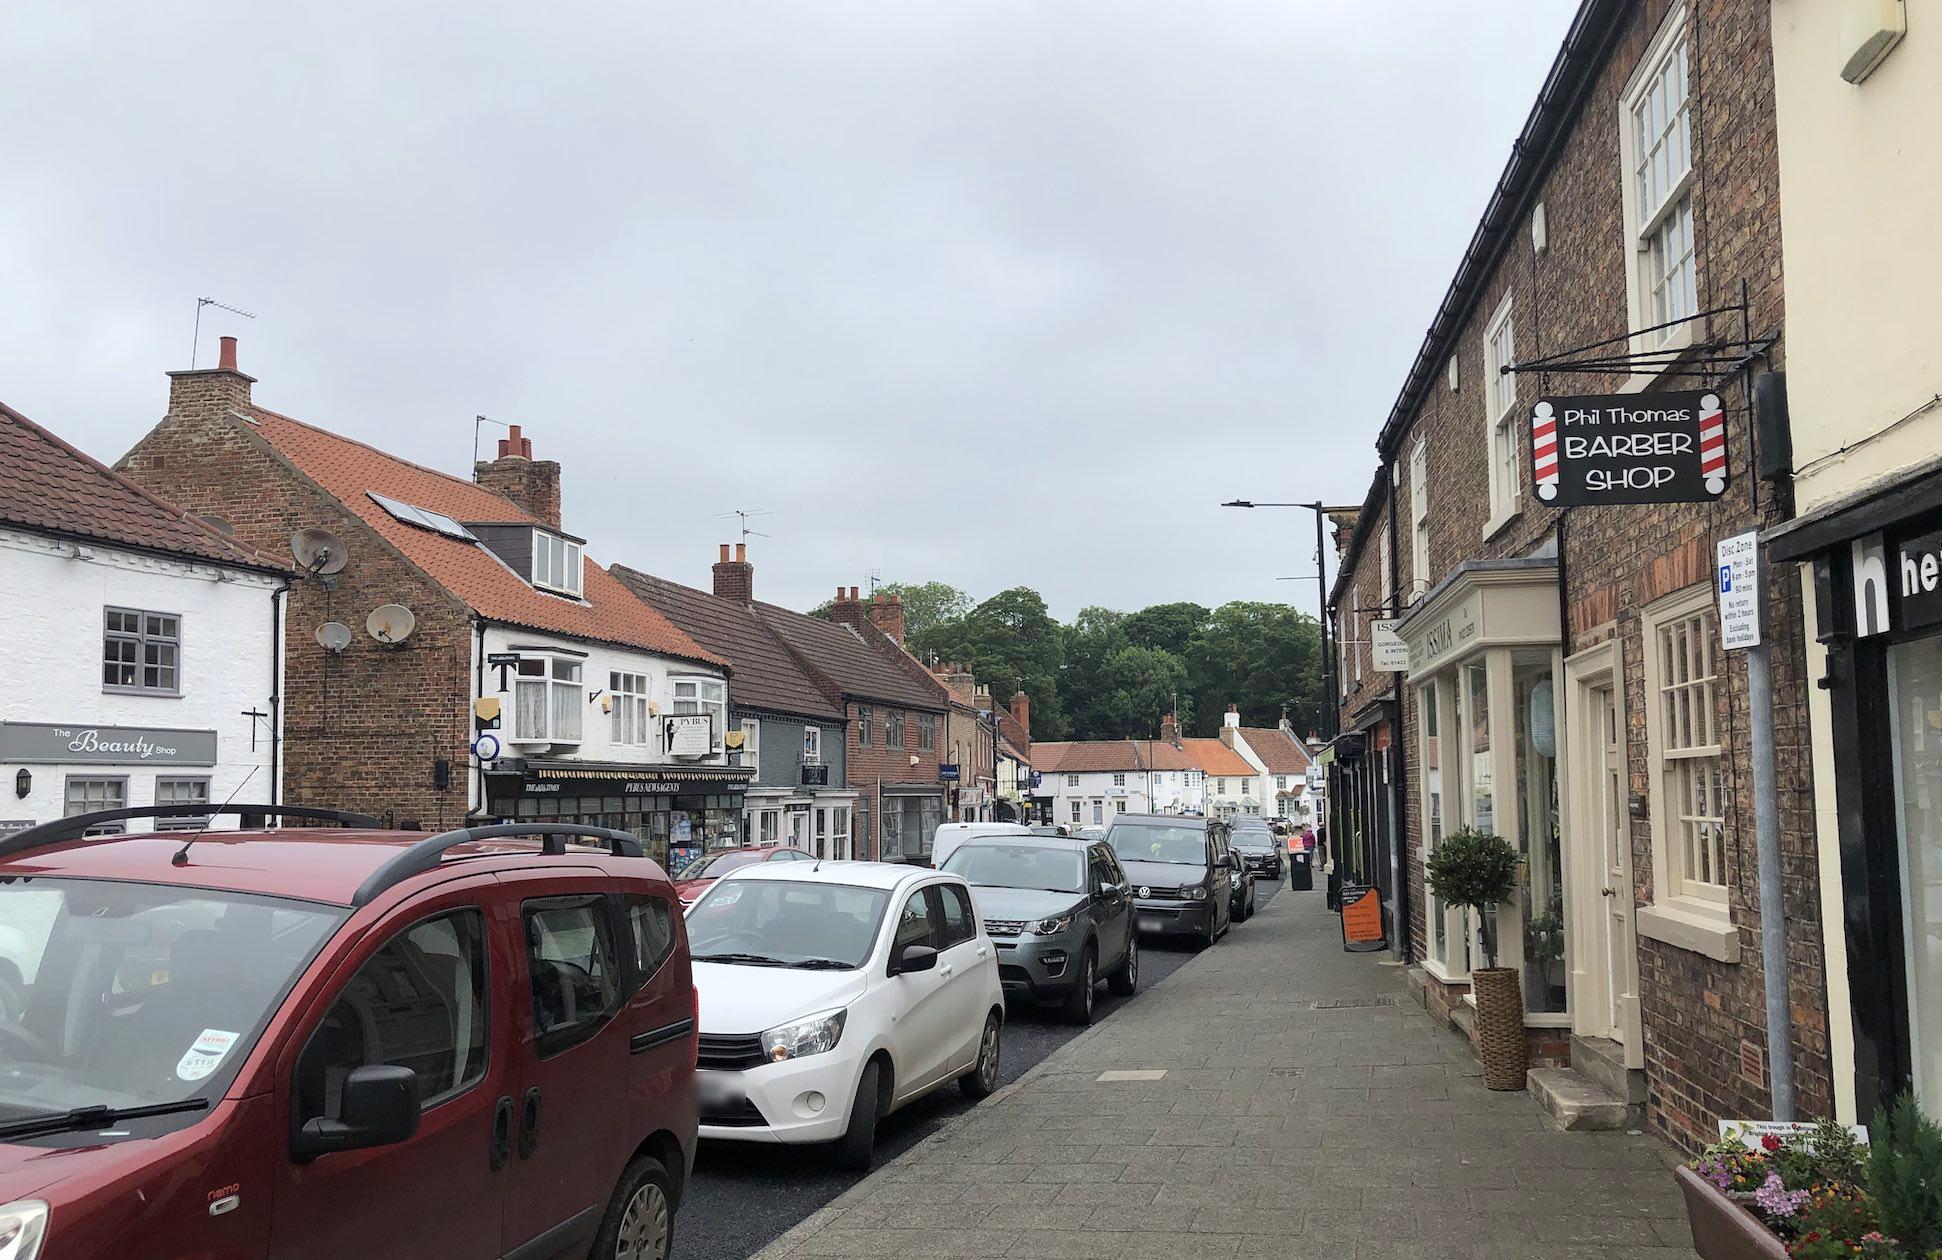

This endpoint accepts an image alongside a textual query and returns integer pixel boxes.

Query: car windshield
[1230,831,1274,850]
[0,877,343,1125]
[1107,825,1208,866]
[686,879,891,969]
[677,849,765,881]
[944,844,1085,894]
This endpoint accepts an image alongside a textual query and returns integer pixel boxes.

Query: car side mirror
[1224,853,1242,870]
[892,943,939,975]
[293,1064,420,1161]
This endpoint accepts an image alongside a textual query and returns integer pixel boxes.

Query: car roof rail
[351,823,645,907]
[0,804,387,862]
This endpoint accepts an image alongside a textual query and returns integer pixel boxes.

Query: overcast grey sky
[2,2,1572,622]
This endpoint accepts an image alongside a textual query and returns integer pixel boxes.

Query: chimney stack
[712,542,754,604]
[830,585,866,631]
[869,592,907,645]
[474,424,561,529]
[167,335,255,418]
[1160,712,1182,745]
[1010,691,1031,737]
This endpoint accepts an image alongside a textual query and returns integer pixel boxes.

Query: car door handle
[489,1095,514,1171]
[975,946,989,959]
[517,1087,541,1160]
[938,965,955,979]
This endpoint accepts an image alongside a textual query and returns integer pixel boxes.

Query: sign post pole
[1718,529,1795,1121]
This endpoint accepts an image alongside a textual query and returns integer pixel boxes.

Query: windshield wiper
[691,952,787,967]
[788,958,856,970]
[0,1098,209,1141]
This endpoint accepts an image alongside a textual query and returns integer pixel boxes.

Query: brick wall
[1362,0,1827,1148]
[844,697,948,858]
[118,369,476,828]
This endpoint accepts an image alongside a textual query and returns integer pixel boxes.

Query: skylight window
[368,492,477,541]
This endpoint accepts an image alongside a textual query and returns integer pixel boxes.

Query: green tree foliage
[1122,601,1209,656]
[1424,827,1520,967]
[881,581,971,658]
[926,588,1071,739]
[1868,1094,1942,1255]
[1184,601,1324,737]
[1092,645,1190,739]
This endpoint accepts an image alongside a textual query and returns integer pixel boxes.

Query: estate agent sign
[1531,391,1728,505]
[0,722,218,766]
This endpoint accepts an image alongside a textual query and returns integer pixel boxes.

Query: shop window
[103,607,180,694]
[1419,681,1451,968]
[758,810,779,845]
[1888,635,1942,1112]
[1513,652,1566,1014]
[610,672,649,746]
[64,777,127,835]
[1621,7,1697,356]
[1115,800,1127,814]
[1483,295,1519,534]
[154,777,211,831]
[1638,585,1737,961]
[514,657,583,744]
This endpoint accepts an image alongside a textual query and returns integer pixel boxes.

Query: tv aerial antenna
[473,415,511,467]
[866,568,882,596]
[713,508,771,546]
[191,297,256,368]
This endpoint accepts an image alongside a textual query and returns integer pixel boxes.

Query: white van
[929,822,1031,869]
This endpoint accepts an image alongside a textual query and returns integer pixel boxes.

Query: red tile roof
[1137,741,1197,771]
[1028,741,1148,774]
[752,602,948,711]
[1240,727,1315,774]
[0,400,286,571]
[1180,738,1256,777]
[247,407,721,665]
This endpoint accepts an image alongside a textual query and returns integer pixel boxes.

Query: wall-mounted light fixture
[14,769,30,799]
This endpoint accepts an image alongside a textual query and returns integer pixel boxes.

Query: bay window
[514,657,583,744]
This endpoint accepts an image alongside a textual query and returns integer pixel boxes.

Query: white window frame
[1482,293,1519,537]
[1636,583,1740,962]
[609,672,649,747]
[739,718,760,768]
[670,676,726,751]
[531,530,584,597]
[1410,439,1430,598]
[1618,5,1698,373]
[802,726,823,765]
[1070,799,1082,823]
[512,656,583,745]
[1112,773,1126,787]
[1066,774,1079,788]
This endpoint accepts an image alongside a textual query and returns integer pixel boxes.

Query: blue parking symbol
[1719,564,1733,593]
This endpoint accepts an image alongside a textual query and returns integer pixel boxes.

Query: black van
[1101,814,1239,948]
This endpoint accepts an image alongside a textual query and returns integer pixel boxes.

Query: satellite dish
[367,604,417,644]
[291,528,349,576]
[315,622,353,653]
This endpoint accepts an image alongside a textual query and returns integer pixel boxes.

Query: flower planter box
[1675,1167,1789,1260]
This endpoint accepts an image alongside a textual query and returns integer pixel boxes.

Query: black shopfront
[483,760,754,873]
[1771,464,1942,1119]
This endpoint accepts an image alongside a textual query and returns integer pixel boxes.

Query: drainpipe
[472,621,485,820]
[1386,468,1412,963]
[268,580,284,811]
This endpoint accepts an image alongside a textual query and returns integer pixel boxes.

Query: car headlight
[0,1201,47,1260]
[1032,913,1076,935]
[1183,884,1208,901]
[761,1009,847,1062]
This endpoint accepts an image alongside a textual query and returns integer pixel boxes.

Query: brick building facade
[1328,0,1828,1149]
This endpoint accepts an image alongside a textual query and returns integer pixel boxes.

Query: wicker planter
[1674,1167,1789,1260]
[1472,966,1527,1090]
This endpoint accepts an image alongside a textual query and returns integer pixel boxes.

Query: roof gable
[1181,738,1255,777]
[246,408,720,665]
[611,568,843,722]
[1239,727,1314,774]
[752,602,947,711]
[0,401,285,571]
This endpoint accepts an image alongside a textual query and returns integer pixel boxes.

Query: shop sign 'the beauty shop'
[1531,391,1728,506]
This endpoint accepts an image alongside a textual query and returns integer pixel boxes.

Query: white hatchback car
[687,861,1004,1168]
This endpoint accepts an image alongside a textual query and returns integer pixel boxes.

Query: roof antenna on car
[172,767,260,867]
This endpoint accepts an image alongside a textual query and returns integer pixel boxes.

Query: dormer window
[532,531,583,597]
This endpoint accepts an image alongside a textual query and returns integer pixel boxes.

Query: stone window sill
[1619,324,1699,394]
[1421,957,1471,987]
[1637,900,1741,963]
[1482,505,1520,543]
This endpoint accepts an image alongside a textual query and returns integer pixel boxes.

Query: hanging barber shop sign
[1531,391,1728,506]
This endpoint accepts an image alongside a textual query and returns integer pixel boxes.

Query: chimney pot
[735,542,746,562]
[217,336,238,371]
[849,587,859,601]
[719,543,731,562]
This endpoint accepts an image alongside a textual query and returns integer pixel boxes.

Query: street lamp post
[1221,499,1360,739]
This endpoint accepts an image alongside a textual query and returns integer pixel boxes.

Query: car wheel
[590,1153,674,1260]
[1107,932,1138,996]
[959,1012,1002,1099]
[834,1059,883,1171]
[1059,946,1096,1025]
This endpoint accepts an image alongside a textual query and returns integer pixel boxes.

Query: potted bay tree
[1425,826,1525,1090]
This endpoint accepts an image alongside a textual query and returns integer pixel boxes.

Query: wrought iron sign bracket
[1501,280,1775,385]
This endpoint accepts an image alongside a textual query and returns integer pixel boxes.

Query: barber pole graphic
[1532,401,1560,501]
[1698,393,1727,494]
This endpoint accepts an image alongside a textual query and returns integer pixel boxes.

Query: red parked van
[0,805,696,1260]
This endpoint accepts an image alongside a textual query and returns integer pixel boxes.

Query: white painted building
[0,404,287,836]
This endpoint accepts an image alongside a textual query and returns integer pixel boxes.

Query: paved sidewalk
[753,886,1693,1260]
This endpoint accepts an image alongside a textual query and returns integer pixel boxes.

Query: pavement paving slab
[750,888,1693,1260]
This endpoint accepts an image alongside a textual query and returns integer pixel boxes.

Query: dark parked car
[1228,824,1287,883]
[944,836,1138,1023]
[0,804,696,1260]
[1103,814,1238,948]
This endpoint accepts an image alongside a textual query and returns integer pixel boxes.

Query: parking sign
[1717,530,1760,650]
